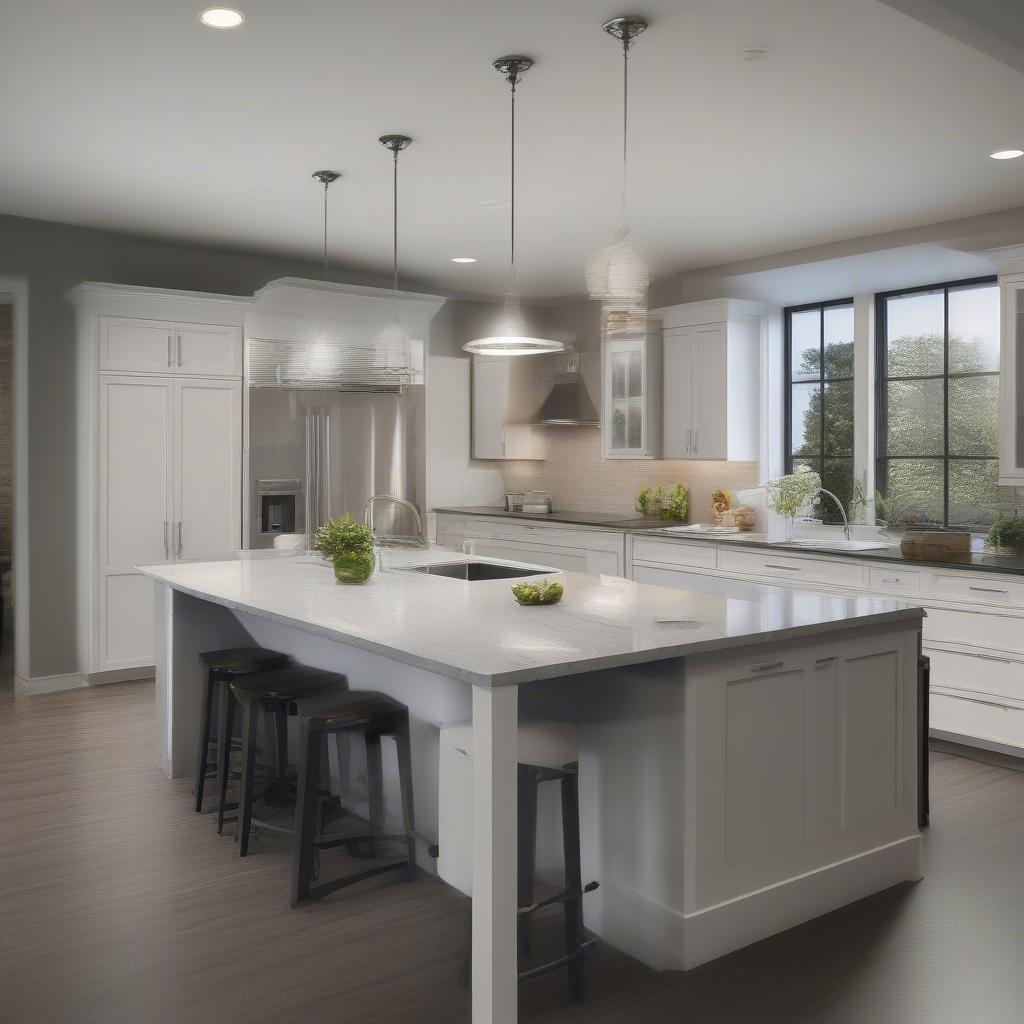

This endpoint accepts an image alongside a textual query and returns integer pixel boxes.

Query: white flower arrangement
[765,466,822,518]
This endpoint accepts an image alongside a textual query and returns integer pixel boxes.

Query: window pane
[627,400,642,449]
[886,291,944,377]
[948,375,999,456]
[822,379,854,455]
[823,305,854,379]
[610,403,626,448]
[820,458,854,524]
[949,459,999,528]
[790,382,821,457]
[611,353,626,399]
[883,458,944,527]
[789,309,821,382]
[886,378,944,455]
[949,283,999,373]
[627,350,643,397]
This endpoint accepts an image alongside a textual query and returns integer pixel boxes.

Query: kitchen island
[140,549,925,1024]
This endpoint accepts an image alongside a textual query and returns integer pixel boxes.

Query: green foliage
[312,514,375,561]
[767,467,822,518]
[635,486,657,515]
[988,513,1024,554]
[658,484,688,521]
[511,579,564,606]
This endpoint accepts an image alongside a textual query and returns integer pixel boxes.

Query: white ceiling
[1,0,1023,299]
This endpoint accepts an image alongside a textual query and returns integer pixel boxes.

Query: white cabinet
[602,325,662,459]
[99,316,242,377]
[654,299,762,461]
[986,246,1024,484]
[471,356,543,460]
[72,283,249,680]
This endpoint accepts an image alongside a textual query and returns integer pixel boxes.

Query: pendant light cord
[392,148,400,320]
[509,75,517,294]
[622,40,629,225]
[322,179,329,282]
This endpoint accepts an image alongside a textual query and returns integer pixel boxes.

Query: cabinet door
[692,325,728,460]
[663,329,695,457]
[472,358,508,459]
[472,538,589,574]
[174,323,243,378]
[98,375,172,670]
[174,378,242,560]
[603,338,646,458]
[100,317,176,373]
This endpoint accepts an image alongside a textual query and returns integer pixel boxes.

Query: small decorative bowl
[511,579,564,606]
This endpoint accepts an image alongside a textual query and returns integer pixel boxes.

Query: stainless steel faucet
[818,489,852,541]
[363,494,426,548]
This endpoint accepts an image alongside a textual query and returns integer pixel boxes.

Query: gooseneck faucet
[363,494,426,547]
[818,489,852,541]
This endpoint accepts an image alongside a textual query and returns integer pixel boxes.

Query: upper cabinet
[601,324,663,459]
[100,316,242,377]
[471,355,544,460]
[987,246,1024,485]
[653,299,763,462]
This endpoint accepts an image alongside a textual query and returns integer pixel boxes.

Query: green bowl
[511,579,564,606]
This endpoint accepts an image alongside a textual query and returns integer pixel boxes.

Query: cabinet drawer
[631,536,717,570]
[487,520,624,554]
[926,646,1024,705]
[924,605,1024,655]
[717,547,869,589]
[929,571,1024,608]
[868,566,921,595]
[930,692,1024,754]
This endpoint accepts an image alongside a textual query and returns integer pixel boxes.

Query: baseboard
[86,666,155,685]
[931,736,1024,772]
[592,834,923,972]
[930,726,1024,761]
[14,672,87,695]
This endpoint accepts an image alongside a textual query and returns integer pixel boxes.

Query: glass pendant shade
[374,317,415,376]
[585,225,648,303]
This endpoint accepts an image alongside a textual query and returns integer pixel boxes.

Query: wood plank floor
[1,674,1022,1024]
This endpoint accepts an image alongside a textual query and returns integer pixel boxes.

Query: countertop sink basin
[406,560,550,581]
[777,538,891,552]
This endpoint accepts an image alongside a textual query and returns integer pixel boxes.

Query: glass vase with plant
[313,514,377,584]
[659,484,688,522]
[635,486,659,516]
[988,513,1024,556]
[765,467,821,540]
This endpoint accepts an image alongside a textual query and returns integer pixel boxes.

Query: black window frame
[783,297,856,523]
[875,275,999,529]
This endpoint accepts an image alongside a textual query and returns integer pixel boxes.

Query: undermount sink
[777,538,891,552]
[406,560,550,581]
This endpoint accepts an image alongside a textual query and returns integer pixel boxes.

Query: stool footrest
[294,858,412,904]
[516,938,596,985]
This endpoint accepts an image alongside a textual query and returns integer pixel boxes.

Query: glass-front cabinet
[601,325,662,459]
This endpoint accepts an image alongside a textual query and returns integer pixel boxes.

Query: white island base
[144,555,924,1024]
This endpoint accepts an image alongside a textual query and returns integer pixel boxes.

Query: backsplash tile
[480,427,759,522]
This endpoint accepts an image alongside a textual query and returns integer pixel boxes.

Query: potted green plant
[988,513,1024,556]
[765,466,821,540]
[658,484,688,522]
[313,514,377,584]
[635,486,659,516]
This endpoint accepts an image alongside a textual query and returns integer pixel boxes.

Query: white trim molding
[15,672,87,696]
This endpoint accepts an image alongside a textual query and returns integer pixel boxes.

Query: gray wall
[0,213,400,679]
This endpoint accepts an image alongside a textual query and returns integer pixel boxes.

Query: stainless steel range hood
[536,350,599,426]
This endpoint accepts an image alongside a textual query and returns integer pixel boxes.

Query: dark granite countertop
[434,507,1024,576]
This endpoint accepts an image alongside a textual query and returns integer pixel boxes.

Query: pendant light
[311,169,341,280]
[463,56,564,357]
[586,16,649,334]
[376,134,417,379]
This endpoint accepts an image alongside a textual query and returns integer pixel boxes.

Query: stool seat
[442,720,577,770]
[200,647,291,674]
[230,666,346,703]
[295,690,407,731]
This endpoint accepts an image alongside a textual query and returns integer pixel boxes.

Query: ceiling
[1,0,1024,300]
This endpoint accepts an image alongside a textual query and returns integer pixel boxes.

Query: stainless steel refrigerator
[244,337,425,549]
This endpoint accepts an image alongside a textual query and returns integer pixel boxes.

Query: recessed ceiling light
[990,149,1023,160]
[199,7,244,28]
[451,257,477,263]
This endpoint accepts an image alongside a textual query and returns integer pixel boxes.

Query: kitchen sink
[406,560,550,581]
[777,538,891,552]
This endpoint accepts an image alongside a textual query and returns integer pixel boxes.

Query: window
[876,277,999,529]
[784,299,855,523]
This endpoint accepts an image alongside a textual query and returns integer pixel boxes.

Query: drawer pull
[933,690,1015,712]
[815,656,836,666]
[764,563,801,572]
[749,660,784,673]
[881,577,903,585]
[969,586,1009,595]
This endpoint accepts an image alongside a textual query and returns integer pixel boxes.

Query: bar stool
[226,666,349,855]
[438,721,593,1002]
[291,690,415,907]
[194,647,291,815]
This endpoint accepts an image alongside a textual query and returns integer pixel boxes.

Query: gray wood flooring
[1,676,1022,1023]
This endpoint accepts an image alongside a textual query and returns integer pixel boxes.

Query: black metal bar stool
[194,647,291,815]
[226,666,349,856]
[290,690,415,907]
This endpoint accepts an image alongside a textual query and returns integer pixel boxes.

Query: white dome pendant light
[586,16,650,335]
[464,56,564,357]
[375,134,418,380]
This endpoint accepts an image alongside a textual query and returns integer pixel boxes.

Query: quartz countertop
[139,548,921,688]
